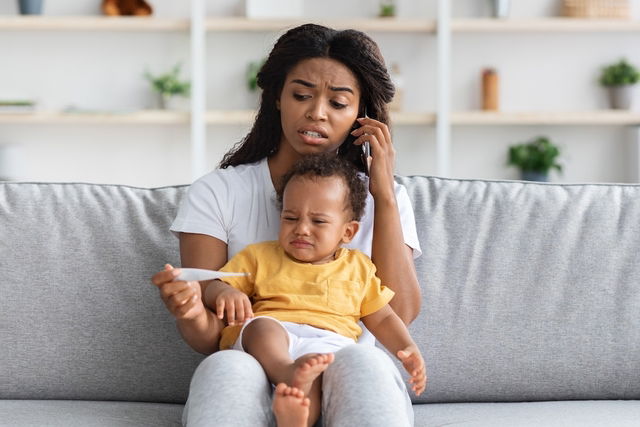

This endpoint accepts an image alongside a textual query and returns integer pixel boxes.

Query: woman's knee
[332,344,394,371]
[192,350,266,382]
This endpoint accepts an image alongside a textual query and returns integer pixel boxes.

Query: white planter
[244,0,303,19]
[156,93,189,111]
[608,85,634,110]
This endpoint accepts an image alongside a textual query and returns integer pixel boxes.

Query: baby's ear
[341,221,360,244]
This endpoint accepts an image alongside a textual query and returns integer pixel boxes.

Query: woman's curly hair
[219,23,394,174]
[276,153,367,221]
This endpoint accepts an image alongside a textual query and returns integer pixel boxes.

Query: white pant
[232,316,355,360]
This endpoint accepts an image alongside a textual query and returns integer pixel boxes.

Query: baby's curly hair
[277,154,367,221]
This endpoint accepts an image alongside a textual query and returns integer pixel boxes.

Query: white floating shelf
[203,110,436,125]
[452,18,640,32]
[0,110,188,124]
[0,16,189,31]
[452,111,640,125]
[205,17,436,33]
[3,110,639,126]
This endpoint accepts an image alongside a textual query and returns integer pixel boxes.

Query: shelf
[452,111,640,125]
[206,17,436,33]
[7,110,639,126]
[0,16,189,31]
[0,110,435,125]
[0,110,189,124]
[451,18,640,33]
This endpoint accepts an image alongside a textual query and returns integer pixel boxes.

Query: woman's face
[277,58,361,157]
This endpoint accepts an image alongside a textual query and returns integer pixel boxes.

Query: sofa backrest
[2,178,640,405]
[396,176,640,403]
[1,182,203,404]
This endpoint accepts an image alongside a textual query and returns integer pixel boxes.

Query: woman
[152,23,422,426]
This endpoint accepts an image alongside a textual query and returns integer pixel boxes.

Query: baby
[206,153,426,427]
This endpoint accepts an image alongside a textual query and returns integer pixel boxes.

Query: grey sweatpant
[182,344,413,427]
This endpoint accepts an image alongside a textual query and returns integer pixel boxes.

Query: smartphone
[361,139,371,176]
[360,108,371,176]
[341,108,371,175]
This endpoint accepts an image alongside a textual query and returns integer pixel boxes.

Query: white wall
[0,0,639,186]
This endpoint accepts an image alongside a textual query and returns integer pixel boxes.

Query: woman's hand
[215,287,254,326]
[397,344,427,396]
[350,116,396,199]
[151,264,206,321]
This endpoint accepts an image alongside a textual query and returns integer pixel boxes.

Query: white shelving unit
[1,5,640,181]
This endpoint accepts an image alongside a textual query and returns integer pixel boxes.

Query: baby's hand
[215,287,253,326]
[397,345,427,396]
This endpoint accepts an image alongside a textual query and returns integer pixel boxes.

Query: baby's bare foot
[273,383,310,427]
[290,353,334,396]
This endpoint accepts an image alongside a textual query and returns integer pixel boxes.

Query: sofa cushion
[0,400,183,427]
[0,183,203,403]
[395,177,640,403]
[413,400,640,427]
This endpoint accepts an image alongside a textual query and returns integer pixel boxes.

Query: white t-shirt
[171,158,422,260]
[170,158,422,345]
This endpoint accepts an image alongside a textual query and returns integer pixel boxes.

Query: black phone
[340,107,371,176]
[361,138,371,176]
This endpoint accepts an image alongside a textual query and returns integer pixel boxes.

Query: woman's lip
[298,131,327,145]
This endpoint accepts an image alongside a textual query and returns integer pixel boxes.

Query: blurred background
[1,0,639,187]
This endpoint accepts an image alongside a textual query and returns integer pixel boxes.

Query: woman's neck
[267,143,301,187]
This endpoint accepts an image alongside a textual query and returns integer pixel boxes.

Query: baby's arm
[362,305,427,395]
[205,279,253,326]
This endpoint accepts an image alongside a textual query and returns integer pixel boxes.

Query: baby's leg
[242,318,333,426]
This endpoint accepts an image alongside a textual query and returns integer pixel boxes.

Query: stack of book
[0,100,36,113]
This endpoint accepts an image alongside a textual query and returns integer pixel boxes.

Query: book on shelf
[0,100,36,113]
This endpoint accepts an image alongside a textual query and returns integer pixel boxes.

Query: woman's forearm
[177,233,230,353]
[176,309,223,355]
[371,195,421,324]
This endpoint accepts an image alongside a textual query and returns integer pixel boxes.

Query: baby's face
[278,175,358,265]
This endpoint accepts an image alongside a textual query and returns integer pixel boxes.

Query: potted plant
[379,0,396,18]
[246,58,266,92]
[507,136,562,182]
[144,64,191,110]
[599,59,640,110]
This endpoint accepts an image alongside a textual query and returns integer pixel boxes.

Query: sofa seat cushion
[413,400,640,426]
[0,400,183,426]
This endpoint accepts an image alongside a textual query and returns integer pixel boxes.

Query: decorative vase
[155,93,169,110]
[482,68,499,111]
[490,0,510,18]
[156,93,189,111]
[18,0,43,15]
[608,85,633,110]
[521,171,549,182]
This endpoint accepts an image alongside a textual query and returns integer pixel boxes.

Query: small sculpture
[102,0,153,16]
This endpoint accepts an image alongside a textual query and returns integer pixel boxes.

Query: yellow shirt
[218,241,394,350]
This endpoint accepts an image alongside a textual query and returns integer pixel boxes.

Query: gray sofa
[1,177,639,426]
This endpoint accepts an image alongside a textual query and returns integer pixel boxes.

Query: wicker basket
[562,0,630,18]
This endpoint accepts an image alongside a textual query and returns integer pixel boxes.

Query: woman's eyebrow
[291,79,354,94]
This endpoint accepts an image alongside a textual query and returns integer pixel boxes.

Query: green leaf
[507,136,562,174]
